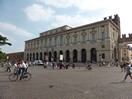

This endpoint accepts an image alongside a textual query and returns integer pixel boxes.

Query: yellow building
[121,45,132,62]
[24,14,120,63]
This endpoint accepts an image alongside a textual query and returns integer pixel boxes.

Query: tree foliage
[0,51,7,59]
[0,35,12,46]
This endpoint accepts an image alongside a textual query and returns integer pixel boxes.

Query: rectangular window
[54,37,57,46]
[67,37,70,45]
[45,39,47,47]
[73,33,78,44]
[101,32,105,41]
[101,45,105,48]
[60,35,63,46]
[92,32,96,42]
[82,35,86,43]
[74,37,77,44]
[49,38,52,47]
[102,53,105,59]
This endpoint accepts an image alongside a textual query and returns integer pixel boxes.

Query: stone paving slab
[0,65,132,99]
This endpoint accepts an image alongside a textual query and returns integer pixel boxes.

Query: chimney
[104,17,107,20]
[109,16,112,19]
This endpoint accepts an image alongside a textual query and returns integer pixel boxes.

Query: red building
[6,51,24,62]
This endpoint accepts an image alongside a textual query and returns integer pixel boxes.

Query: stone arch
[90,48,97,62]
[27,53,29,61]
[36,52,38,60]
[54,51,57,62]
[65,50,70,62]
[81,48,87,63]
[30,53,32,61]
[33,53,35,61]
[59,50,63,61]
[40,52,42,60]
[48,52,52,62]
[73,49,78,62]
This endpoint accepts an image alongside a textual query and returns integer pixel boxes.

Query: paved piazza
[0,64,132,99]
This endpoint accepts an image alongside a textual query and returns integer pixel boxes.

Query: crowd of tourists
[2,59,132,82]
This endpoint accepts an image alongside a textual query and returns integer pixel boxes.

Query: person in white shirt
[19,60,27,80]
[24,61,28,72]
[5,61,12,72]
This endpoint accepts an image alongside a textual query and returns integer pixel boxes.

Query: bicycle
[9,69,32,81]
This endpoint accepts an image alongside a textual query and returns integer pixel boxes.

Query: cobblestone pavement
[0,65,132,99]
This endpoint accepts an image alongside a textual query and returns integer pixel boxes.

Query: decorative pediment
[73,33,78,37]
[81,30,87,36]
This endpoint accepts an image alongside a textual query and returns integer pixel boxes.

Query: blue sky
[0,0,132,53]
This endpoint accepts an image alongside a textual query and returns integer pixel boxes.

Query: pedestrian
[5,61,12,72]
[14,61,19,73]
[87,62,92,70]
[65,63,69,69]
[120,62,126,72]
[24,61,29,72]
[52,62,55,69]
[43,60,47,68]
[72,63,75,68]
[121,63,132,82]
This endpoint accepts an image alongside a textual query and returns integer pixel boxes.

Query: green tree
[0,51,7,59]
[0,35,11,60]
[0,35,12,46]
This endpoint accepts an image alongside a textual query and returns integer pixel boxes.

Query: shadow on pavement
[109,81,130,84]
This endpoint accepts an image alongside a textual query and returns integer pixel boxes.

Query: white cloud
[44,0,132,34]
[25,4,55,21]
[0,22,34,38]
[35,0,132,36]
[40,0,111,11]
[40,0,74,8]
[51,14,97,28]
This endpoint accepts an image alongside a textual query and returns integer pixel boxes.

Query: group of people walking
[43,61,70,69]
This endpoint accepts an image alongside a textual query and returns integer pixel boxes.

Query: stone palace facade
[24,14,120,63]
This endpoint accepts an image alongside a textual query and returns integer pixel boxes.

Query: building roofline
[25,18,120,42]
